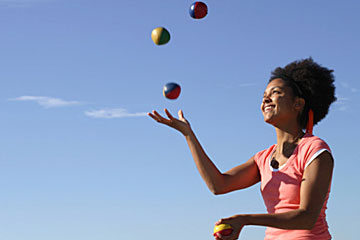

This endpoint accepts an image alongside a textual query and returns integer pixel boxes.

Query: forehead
[264,78,292,92]
[266,78,286,89]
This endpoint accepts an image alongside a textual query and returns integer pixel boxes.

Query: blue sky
[0,0,359,239]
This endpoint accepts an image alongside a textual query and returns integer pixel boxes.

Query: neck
[274,125,304,158]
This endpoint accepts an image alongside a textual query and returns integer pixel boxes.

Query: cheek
[275,95,288,105]
[279,99,297,112]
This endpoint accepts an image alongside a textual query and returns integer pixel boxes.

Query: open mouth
[264,105,275,112]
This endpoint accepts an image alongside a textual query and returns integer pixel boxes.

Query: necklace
[270,132,304,169]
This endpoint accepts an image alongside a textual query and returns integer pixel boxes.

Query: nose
[262,95,272,104]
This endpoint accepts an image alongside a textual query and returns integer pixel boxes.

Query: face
[261,78,301,126]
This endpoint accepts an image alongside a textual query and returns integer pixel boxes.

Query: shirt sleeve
[299,136,332,171]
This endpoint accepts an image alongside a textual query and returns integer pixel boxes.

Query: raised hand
[148,108,192,136]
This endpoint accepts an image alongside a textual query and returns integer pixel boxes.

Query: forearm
[242,209,319,230]
[185,129,225,194]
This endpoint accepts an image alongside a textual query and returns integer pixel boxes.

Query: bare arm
[185,129,260,194]
[215,151,334,239]
[148,109,260,195]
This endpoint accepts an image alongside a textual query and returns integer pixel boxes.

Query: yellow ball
[213,223,233,237]
[151,27,171,45]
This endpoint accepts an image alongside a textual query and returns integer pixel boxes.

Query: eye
[272,90,281,94]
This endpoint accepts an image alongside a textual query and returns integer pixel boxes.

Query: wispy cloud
[9,96,82,108]
[340,81,358,93]
[85,108,147,119]
[333,97,350,112]
[333,81,360,112]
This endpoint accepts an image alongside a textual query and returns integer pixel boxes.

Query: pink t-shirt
[254,133,332,240]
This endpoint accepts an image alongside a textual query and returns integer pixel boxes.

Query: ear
[294,97,305,111]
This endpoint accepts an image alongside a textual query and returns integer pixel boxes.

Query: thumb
[178,109,185,119]
[216,217,232,226]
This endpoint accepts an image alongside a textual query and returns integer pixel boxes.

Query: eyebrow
[263,86,282,95]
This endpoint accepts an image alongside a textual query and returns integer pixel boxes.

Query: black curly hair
[269,58,336,129]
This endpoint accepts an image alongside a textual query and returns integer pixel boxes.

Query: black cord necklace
[271,132,304,169]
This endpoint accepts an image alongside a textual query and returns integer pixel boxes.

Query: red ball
[214,228,233,237]
[189,2,208,19]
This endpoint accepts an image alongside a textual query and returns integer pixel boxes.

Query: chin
[263,117,275,125]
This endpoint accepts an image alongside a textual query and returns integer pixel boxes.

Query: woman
[148,58,336,240]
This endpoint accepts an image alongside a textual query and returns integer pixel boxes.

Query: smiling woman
[148,58,337,240]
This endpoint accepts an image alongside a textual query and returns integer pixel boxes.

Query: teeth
[264,106,273,112]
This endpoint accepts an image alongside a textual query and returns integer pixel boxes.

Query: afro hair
[269,58,336,129]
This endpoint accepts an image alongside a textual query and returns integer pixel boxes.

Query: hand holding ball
[163,83,181,100]
[213,223,234,238]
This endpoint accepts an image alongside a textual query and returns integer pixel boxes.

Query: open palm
[148,109,191,136]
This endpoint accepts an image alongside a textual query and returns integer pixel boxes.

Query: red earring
[306,109,314,134]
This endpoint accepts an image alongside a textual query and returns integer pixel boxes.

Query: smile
[264,105,275,112]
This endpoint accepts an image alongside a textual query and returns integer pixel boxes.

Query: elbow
[210,187,222,195]
[211,187,231,196]
[302,221,316,230]
[207,175,229,195]
[295,210,318,230]
[303,218,317,230]
[209,185,227,195]
[212,190,223,195]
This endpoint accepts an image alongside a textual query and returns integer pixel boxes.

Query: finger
[215,218,227,225]
[152,111,171,124]
[153,110,167,120]
[217,234,235,240]
[148,112,160,122]
[164,108,174,120]
[214,234,222,240]
[178,109,185,120]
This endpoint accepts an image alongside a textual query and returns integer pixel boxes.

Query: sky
[0,0,359,239]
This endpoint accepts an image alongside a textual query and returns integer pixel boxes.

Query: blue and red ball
[163,83,181,100]
[189,2,208,19]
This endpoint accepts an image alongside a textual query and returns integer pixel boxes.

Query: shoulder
[297,134,333,170]
[299,134,331,155]
[302,134,330,147]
